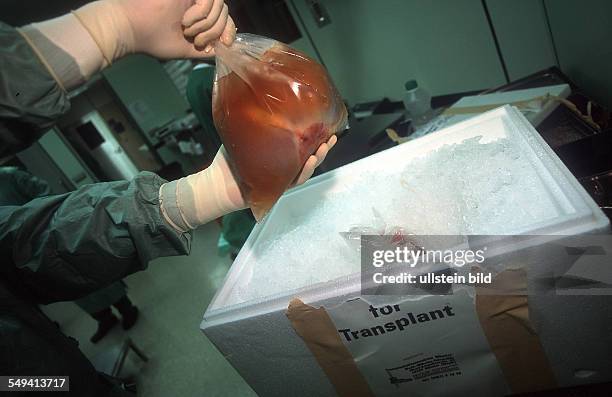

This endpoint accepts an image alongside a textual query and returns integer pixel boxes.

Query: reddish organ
[213,40,347,220]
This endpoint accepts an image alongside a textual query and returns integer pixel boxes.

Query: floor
[42,223,257,397]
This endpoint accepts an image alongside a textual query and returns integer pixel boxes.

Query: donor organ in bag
[212,34,348,220]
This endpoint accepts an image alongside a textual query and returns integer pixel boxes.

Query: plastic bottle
[402,80,432,124]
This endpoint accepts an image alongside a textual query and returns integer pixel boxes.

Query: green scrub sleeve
[0,21,71,159]
[0,172,192,304]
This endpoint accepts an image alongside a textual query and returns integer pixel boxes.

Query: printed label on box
[326,291,510,396]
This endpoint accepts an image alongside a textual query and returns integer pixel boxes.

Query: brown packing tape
[286,270,556,396]
[475,269,557,394]
[385,128,410,145]
[286,299,375,397]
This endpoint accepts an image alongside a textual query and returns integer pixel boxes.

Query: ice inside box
[208,106,607,310]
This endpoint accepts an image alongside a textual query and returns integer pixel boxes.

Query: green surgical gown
[0,21,191,395]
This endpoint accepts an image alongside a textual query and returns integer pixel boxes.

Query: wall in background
[485,0,558,81]
[289,0,507,105]
[58,80,162,175]
[285,1,322,64]
[17,131,91,194]
[103,55,191,146]
[288,0,612,109]
[545,0,612,108]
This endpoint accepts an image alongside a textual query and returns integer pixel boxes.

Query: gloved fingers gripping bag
[212,34,348,221]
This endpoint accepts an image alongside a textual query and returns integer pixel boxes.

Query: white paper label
[326,291,510,396]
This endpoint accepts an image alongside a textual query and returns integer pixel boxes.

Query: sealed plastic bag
[340,208,416,253]
[212,34,348,220]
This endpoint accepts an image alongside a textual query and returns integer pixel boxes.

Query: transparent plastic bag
[212,34,348,221]
[340,208,416,253]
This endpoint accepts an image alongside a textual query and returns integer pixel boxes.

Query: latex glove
[159,135,337,232]
[74,0,236,62]
[225,134,338,208]
[19,0,235,91]
[181,0,237,54]
[294,135,338,186]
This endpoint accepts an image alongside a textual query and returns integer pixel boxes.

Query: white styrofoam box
[202,106,610,396]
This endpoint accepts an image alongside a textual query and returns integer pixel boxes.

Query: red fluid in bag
[213,39,347,220]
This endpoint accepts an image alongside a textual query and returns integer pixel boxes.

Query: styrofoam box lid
[202,105,609,328]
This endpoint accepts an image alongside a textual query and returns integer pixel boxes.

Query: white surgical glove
[19,0,236,91]
[74,0,236,62]
[160,136,337,232]
[160,146,245,232]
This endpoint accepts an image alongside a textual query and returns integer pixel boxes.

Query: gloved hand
[74,0,236,62]
[159,135,338,232]
[20,0,235,90]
